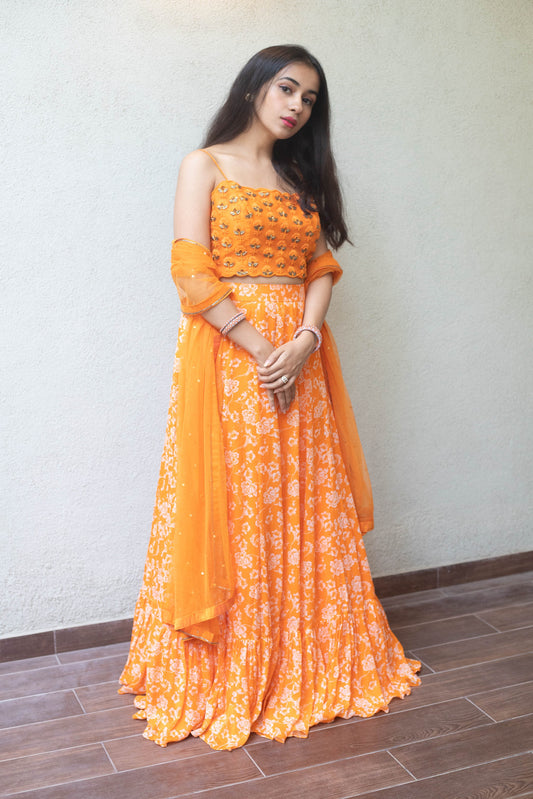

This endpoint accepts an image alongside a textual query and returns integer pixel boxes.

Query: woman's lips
[281,117,296,128]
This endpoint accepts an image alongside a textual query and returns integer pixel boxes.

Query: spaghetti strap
[200,149,228,180]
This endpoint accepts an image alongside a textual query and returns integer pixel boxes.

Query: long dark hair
[202,45,349,249]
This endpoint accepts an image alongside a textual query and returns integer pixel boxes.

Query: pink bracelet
[293,325,322,353]
[220,311,246,336]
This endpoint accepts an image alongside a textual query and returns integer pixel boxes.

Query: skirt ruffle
[119,284,420,750]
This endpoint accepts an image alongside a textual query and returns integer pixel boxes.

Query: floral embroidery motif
[210,181,321,279]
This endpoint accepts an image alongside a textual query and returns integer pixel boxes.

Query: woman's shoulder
[176,149,222,198]
[179,148,217,178]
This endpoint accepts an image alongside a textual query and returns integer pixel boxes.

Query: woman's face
[254,61,320,140]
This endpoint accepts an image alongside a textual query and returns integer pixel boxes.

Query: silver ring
[280,375,289,385]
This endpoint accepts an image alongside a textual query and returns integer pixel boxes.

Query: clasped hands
[256,333,316,413]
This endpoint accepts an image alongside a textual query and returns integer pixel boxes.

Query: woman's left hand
[256,334,315,405]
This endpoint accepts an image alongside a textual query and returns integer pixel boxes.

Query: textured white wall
[2,0,532,636]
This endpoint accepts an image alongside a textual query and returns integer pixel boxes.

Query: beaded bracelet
[293,324,322,353]
[220,311,246,336]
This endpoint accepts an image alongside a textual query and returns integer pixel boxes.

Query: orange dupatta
[306,251,374,533]
[160,240,235,643]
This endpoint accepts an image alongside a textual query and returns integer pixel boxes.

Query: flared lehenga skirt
[119,283,420,750]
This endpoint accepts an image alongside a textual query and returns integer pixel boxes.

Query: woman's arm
[257,233,333,412]
[174,151,276,406]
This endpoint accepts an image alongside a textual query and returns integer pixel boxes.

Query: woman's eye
[303,97,313,106]
[280,85,291,93]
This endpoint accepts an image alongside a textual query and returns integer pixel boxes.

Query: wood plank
[0,654,126,701]
[57,641,130,664]
[0,689,84,729]
[0,744,113,795]
[0,655,58,677]
[1,750,260,799]
[393,714,533,779]
[344,753,533,799]
[177,751,412,799]
[75,681,134,713]
[248,699,491,776]
[385,581,533,627]
[478,602,533,631]
[104,732,212,770]
[391,614,495,649]
[0,706,139,761]
[411,626,533,671]
[469,681,533,721]
[384,652,533,715]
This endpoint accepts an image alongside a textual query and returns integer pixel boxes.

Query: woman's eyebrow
[279,76,318,96]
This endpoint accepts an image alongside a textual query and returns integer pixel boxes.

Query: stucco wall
[2,0,532,636]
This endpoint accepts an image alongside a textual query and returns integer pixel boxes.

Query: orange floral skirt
[119,283,420,750]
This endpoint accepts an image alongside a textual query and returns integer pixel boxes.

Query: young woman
[119,44,420,751]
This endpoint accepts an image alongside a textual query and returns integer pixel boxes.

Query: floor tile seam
[463,695,498,723]
[100,741,118,774]
[242,745,266,777]
[471,613,501,632]
[385,749,418,781]
[72,687,88,714]
[411,655,434,673]
[394,748,533,782]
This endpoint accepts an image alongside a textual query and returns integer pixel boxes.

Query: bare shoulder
[177,149,217,191]
[173,150,215,242]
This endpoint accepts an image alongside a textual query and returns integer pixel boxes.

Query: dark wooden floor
[1,570,532,798]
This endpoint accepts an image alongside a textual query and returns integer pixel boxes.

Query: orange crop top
[201,150,321,279]
[210,181,321,279]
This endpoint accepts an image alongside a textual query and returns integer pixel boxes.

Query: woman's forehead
[271,62,320,93]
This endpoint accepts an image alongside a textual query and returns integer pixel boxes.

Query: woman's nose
[289,94,302,112]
